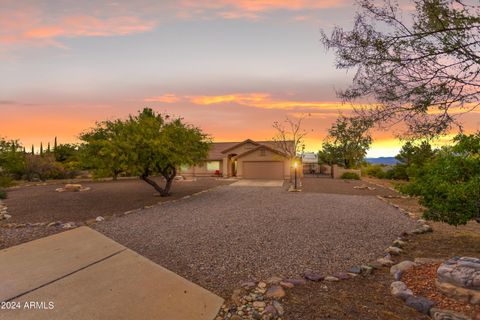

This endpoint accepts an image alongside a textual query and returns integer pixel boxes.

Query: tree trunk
[160,166,176,196]
[140,174,167,196]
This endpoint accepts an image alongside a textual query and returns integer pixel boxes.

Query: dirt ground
[302,176,399,197]
[280,177,480,320]
[2,177,232,224]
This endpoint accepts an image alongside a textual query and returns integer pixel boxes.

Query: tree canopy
[401,132,480,225]
[322,0,480,137]
[80,108,210,196]
[318,116,372,168]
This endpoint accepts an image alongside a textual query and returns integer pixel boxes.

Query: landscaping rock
[265,286,286,299]
[266,276,283,284]
[333,272,350,280]
[429,307,472,320]
[284,278,306,286]
[412,224,433,234]
[390,261,417,277]
[405,295,436,314]
[231,288,245,305]
[61,222,76,229]
[324,276,340,282]
[436,281,480,305]
[360,265,374,275]
[257,282,267,289]
[253,301,266,308]
[2,213,12,220]
[303,272,324,282]
[95,216,105,222]
[437,257,480,290]
[377,257,394,267]
[279,281,294,288]
[386,246,403,255]
[390,281,413,301]
[393,271,403,281]
[393,239,406,248]
[263,304,277,317]
[348,266,362,274]
[272,301,284,316]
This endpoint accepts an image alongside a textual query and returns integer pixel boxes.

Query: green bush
[0,188,6,199]
[384,165,409,180]
[0,175,13,188]
[400,133,480,225]
[362,164,386,178]
[341,172,360,180]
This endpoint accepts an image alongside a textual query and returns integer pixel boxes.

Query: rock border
[388,259,474,319]
[0,199,11,221]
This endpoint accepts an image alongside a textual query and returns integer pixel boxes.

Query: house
[179,139,293,179]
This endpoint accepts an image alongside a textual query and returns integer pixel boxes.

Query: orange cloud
[144,94,181,103]
[189,93,358,110]
[0,3,156,48]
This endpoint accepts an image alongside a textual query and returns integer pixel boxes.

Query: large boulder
[436,257,480,305]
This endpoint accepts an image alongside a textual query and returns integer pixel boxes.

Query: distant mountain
[366,157,398,165]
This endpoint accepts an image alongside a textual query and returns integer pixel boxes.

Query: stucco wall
[179,161,223,177]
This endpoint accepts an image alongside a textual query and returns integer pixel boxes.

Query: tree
[272,114,310,159]
[401,132,480,225]
[80,120,128,180]
[81,108,210,196]
[0,138,26,180]
[321,0,480,138]
[396,141,436,167]
[319,116,372,168]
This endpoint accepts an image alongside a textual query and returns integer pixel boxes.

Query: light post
[293,161,298,190]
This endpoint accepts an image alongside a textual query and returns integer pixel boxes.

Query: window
[206,161,220,171]
[260,148,266,156]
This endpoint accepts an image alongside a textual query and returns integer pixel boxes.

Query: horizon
[1,0,479,157]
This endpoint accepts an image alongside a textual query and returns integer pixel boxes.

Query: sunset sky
[1,0,479,157]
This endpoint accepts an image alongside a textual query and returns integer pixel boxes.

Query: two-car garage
[242,161,284,180]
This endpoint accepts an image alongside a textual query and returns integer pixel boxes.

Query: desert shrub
[0,175,13,188]
[400,133,480,225]
[0,188,6,199]
[384,165,409,180]
[362,164,386,178]
[341,172,360,180]
[23,154,67,181]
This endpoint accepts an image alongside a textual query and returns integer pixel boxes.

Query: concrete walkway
[0,227,223,320]
[230,179,284,187]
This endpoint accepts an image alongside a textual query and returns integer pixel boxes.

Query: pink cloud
[0,2,156,48]
[144,94,181,103]
[179,0,346,19]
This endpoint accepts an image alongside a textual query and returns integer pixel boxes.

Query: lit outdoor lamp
[293,161,298,190]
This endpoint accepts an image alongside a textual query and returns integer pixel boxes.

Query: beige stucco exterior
[178,140,292,180]
[179,161,223,177]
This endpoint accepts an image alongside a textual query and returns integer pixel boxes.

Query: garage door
[242,161,284,179]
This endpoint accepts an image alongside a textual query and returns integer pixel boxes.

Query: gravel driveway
[95,185,418,297]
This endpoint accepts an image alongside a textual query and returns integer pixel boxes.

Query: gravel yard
[2,178,231,224]
[302,176,399,197]
[95,185,418,296]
